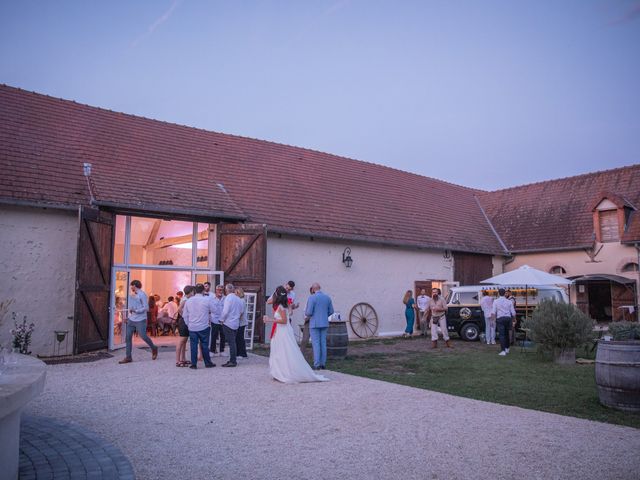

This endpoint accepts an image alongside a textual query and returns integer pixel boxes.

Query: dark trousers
[189,327,212,367]
[497,317,512,352]
[222,325,237,364]
[236,325,247,357]
[210,323,226,353]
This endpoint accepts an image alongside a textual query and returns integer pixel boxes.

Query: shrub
[607,321,640,341]
[523,299,594,352]
[10,313,35,355]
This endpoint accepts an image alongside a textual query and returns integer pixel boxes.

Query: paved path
[20,415,135,480]
[24,347,640,480]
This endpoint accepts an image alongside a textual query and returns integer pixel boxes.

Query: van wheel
[460,323,480,342]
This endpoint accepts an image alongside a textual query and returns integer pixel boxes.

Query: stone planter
[552,347,576,365]
[0,354,47,480]
[595,340,640,412]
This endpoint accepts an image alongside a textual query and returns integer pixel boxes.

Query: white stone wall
[0,205,78,356]
[266,235,454,337]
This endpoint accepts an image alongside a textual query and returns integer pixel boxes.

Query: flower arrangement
[11,312,35,355]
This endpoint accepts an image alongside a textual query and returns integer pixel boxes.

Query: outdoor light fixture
[342,247,353,268]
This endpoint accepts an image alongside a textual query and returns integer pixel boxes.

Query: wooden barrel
[595,340,640,412]
[327,321,348,359]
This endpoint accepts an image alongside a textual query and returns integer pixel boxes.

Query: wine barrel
[327,321,348,359]
[595,340,640,412]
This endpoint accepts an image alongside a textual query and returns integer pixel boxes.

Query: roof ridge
[486,163,640,193]
[0,83,484,194]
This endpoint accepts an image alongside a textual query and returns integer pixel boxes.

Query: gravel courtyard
[25,347,640,480]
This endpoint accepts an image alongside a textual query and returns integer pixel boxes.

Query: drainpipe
[636,244,640,321]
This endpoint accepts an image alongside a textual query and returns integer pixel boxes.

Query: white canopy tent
[481,265,573,321]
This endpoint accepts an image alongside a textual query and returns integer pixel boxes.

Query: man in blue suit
[304,282,334,370]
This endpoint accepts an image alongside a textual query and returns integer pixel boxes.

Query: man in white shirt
[159,296,178,335]
[209,284,226,356]
[220,283,245,367]
[416,289,431,336]
[285,280,300,320]
[492,288,516,356]
[182,283,216,369]
[480,290,495,345]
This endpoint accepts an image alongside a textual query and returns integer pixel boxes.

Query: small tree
[523,299,594,364]
[608,321,640,341]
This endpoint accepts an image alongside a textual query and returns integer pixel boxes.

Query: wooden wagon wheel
[349,302,379,338]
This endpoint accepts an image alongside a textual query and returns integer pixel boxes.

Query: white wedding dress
[269,308,329,383]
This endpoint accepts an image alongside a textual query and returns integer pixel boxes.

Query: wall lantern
[342,247,353,268]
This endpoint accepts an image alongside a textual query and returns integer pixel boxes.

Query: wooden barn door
[611,282,637,322]
[217,223,267,342]
[575,282,589,317]
[453,252,493,286]
[74,207,114,353]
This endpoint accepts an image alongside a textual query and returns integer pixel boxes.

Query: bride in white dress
[266,286,328,384]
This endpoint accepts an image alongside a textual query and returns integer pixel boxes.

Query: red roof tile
[478,165,640,251]
[622,211,640,244]
[0,85,505,254]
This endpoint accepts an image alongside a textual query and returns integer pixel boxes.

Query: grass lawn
[323,337,640,429]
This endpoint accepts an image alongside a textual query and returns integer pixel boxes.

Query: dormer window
[591,193,635,244]
[599,209,619,242]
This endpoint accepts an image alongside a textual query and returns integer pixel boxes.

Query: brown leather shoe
[151,347,158,360]
[445,340,453,348]
[118,357,132,364]
[431,341,438,349]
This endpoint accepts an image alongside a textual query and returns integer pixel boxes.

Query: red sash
[269,305,278,339]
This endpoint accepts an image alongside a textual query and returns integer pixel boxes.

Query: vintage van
[444,285,569,341]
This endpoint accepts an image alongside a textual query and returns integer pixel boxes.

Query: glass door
[110,269,129,349]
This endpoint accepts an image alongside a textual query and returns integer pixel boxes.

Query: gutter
[267,226,505,256]
[93,200,247,222]
[0,198,79,212]
[510,245,593,254]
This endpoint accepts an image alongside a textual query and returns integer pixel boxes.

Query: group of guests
[118,280,249,369]
[402,287,518,355]
[480,288,517,355]
[144,293,179,336]
[402,288,451,348]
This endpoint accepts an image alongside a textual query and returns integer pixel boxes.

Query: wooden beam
[144,220,162,248]
[146,229,208,250]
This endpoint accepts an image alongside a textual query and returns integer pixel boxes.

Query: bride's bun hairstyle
[274,285,288,309]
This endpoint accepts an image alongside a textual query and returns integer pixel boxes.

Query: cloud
[610,2,640,25]
[131,0,183,48]
[323,1,350,17]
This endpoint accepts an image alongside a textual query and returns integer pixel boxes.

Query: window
[549,266,566,275]
[622,262,639,273]
[599,210,619,242]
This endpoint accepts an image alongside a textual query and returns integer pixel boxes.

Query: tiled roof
[622,210,640,245]
[0,85,505,254]
[478,165,640,251]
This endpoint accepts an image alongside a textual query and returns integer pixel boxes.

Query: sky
[1,0,639,190]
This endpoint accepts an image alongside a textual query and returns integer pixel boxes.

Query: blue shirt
[128,289,148,323]
[304,290,334,329]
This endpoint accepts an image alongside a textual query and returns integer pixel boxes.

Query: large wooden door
[453,252,493,286]
[74,207,114,353]
[611,282,637,321]
[575,282,589,317]
[217,223,267,342]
